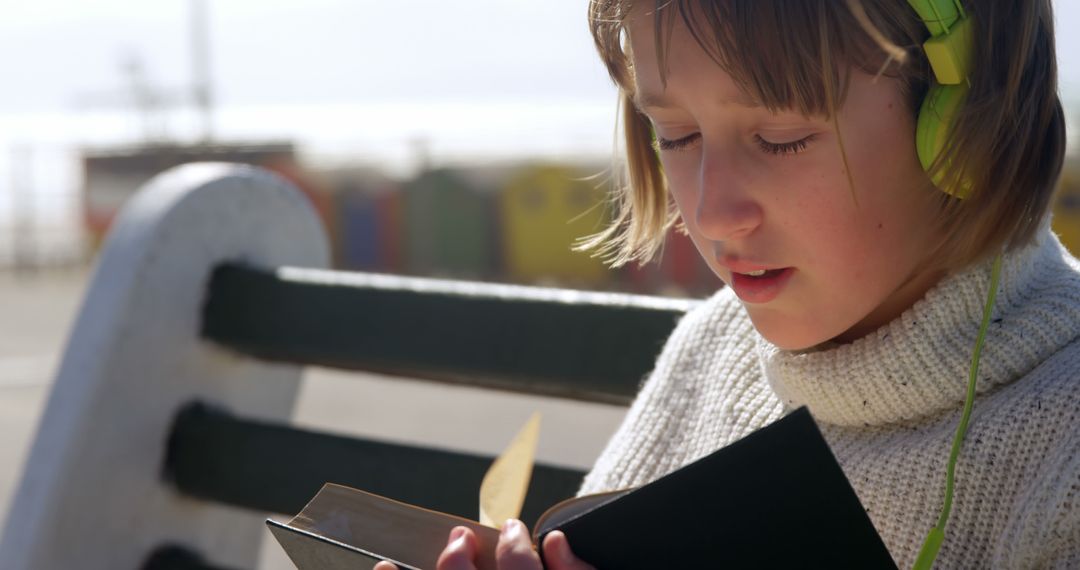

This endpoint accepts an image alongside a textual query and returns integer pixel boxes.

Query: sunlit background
[1,1,629,284]
[0,0,1077,284]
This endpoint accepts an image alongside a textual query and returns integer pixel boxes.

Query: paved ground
[0,266,628,569]
[0,266,88,528]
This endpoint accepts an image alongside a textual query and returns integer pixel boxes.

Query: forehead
[625,7,758,112]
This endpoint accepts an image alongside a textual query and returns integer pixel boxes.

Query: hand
[372,519,596,570]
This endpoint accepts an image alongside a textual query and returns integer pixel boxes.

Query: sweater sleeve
[1039,441,1080,569]
[1036,481,1080,569]
[575,301,704,496]
[1044,548,1080,570]
[1006,416,1080,568]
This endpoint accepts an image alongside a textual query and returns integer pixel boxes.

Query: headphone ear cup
[915,82,972,198]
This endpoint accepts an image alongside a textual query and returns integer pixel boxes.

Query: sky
[0,1,615,110]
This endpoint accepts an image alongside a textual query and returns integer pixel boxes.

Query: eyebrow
[631,90,761,114]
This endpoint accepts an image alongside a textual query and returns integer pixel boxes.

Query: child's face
[628,12,947,350]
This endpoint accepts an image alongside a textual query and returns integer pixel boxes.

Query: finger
[494,519,544,570]
[437,526,479,570]
[373,562,399,570]
[541,531,597,570]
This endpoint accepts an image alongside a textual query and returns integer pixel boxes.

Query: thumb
[437,526,479,570]
[541,531,596,570]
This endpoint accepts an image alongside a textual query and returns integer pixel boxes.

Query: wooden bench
[0,163,695,569]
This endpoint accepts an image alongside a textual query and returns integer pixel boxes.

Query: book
[267,407,898,569]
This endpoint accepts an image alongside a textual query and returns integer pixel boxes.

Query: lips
[728,267,795,304]
[718,257,780,275]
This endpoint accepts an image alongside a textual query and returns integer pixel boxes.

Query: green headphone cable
[912,252,1003,570]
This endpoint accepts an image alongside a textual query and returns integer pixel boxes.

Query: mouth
[729,267,795,304]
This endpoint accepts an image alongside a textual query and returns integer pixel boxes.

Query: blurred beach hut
[499,164,609,287]
[401,168,498,280]
[617,225,716,298]
[321,167,402,273]
[1053,160,1080,256]
[662,225,716,297]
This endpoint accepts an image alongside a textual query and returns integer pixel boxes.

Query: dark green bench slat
[165,402,586,527]
[201,263,695,405]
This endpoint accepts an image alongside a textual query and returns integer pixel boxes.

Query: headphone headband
[908,0,974,85]
[906,0,964,36]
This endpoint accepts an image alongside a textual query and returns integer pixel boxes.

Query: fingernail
[501,519,521,540]
[448,526,467,546]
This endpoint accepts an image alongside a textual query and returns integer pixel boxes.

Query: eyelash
[653,133,817,155]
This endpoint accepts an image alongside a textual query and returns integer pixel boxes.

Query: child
[378,0,1077,568]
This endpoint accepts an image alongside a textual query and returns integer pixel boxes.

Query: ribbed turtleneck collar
[756,228,1080,427]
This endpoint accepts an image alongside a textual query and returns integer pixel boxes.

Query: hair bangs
[595,1,910,119]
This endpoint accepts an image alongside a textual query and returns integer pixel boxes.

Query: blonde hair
[580,0,1067,271]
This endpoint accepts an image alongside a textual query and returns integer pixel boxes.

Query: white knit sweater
[579,227,1080,569]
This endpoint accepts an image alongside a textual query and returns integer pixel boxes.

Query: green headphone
[907,2,1003,569]
[908,0,975,198]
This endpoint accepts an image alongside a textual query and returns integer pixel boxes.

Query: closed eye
[755,134,817,155]
[654,133,701,152]
[655,132,817,155]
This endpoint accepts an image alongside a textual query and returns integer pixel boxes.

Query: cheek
[666,169,704,233]
[781,179,886,279]
[844,103,927,208]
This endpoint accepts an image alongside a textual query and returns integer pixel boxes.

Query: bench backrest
[0,163,692,570]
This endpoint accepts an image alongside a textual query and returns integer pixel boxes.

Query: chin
[745,310,836,351]
[762,333,825,352]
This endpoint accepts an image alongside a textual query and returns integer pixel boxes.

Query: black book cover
[535,407,897,568]
[268,407,898,569]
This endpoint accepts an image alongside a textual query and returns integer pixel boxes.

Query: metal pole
[191,0,213,143]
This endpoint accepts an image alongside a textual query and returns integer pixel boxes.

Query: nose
[693,146,763,242]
